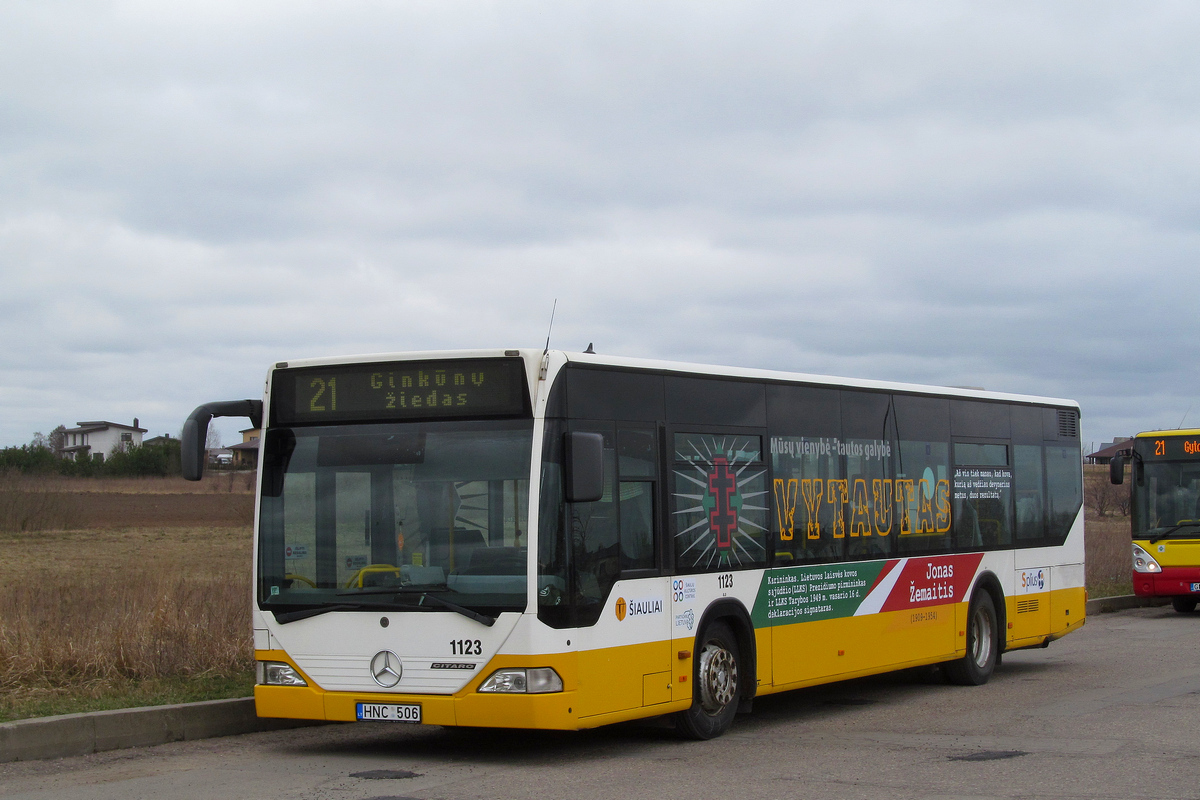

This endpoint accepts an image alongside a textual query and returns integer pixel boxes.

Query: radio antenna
[543,298,557,356]
[1180,404,1194,429]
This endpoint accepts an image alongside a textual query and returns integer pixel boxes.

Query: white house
[61,419,148,462]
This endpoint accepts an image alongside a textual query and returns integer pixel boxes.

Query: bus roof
[1135,429,1200,439]
[558,351,1078,409]
[272,348,1080,410]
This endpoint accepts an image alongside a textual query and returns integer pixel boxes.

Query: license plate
[1190,583,1200,592]
[356,702,421,723]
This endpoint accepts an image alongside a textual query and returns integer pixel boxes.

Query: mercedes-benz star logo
[370,650,403,688]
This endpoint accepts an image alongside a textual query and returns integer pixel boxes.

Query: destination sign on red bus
[1137,435,1200,461]
[271,358,529,424]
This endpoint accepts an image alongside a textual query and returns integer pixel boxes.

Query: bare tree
[30,425,67,455]
[1086,471,1127,518]
[48,425,66,455]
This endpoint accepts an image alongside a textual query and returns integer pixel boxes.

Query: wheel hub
[971,605,994,667]
[697,642,738,714]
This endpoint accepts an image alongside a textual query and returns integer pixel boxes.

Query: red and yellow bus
[184,349,1086,738]
[1111,430,1200,613]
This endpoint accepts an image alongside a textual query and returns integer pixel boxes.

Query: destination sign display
[272,358,529,424]
[1136,435,1200,461]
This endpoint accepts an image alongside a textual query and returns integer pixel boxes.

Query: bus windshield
[1133,460,1200,538]
[257,419,532,620]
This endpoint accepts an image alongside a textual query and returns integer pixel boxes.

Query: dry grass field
[0,474,255,721]
[0,468,1135,722]
[0,471,253,533]
[1083,464,1134,598]
[1085,515,1133,598]
[33,473,257,494]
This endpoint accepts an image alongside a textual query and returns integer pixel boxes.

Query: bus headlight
[478,668,563,694]
[257,661,308,686]
[1132,543,1163,574]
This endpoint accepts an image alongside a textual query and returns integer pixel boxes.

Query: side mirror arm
[182,400,263,481]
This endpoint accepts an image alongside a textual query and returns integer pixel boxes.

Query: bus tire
[677,621,740,740]
[1172,597,1197,613]
[945,591,998,686]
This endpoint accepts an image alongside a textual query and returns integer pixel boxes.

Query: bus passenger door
[573,426,673,718]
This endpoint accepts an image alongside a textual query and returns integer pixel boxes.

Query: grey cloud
[2,2,1200,448]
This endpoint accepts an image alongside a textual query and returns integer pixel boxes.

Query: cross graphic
[708,457,739,550]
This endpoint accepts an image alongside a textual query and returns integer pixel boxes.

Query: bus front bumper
[1132,566,1200,598]
[253,650,581,730]
[255,684,581,729]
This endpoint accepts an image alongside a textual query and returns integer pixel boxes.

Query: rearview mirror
[1109,454,1124,485]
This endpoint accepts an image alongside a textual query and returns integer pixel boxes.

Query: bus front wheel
[945,591,998,686]
[677,621,740,740]
[1172,597,1197,613]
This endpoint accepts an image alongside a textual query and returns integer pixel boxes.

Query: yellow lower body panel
[575,639,669,718]
[1050,586,1087,637]
[1006,586,1087,649]
[770,603,961,688]
[256,683,328,721]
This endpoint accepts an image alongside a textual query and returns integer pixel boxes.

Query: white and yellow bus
[184,349,1086,739]
[1111,430,1200,613]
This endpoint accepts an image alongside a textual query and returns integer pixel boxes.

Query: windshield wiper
[336,585,449,596]
[1148,523,1200,544]
[414,593,495,627]
[268,594,417,624]
[270,590,495,626]
[271,603,364,624]
[268,597,440,624]
[334,586,496,626]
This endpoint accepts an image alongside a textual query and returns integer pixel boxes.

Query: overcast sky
[2,1,1198,451]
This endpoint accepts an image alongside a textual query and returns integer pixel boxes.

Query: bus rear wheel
[945,591,998,686]
[677,621,740,740]
[1172,597,1198,613]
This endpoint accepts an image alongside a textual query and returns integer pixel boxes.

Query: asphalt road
[2,605,1197,800]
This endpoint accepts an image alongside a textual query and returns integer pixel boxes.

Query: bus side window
[1045,443,1082,545]
[617,428,657,573]
[537,422,570,628]
[671,432,768,573]
[570,434,617,619]
[1013,445,1045,542]
[765,384,844,565]
[892,395,951,557]
[952,443,1012,550]
[618,481,654,570]
[845,437,894,560]
[771,442,841,564]
[895,440,952,556]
